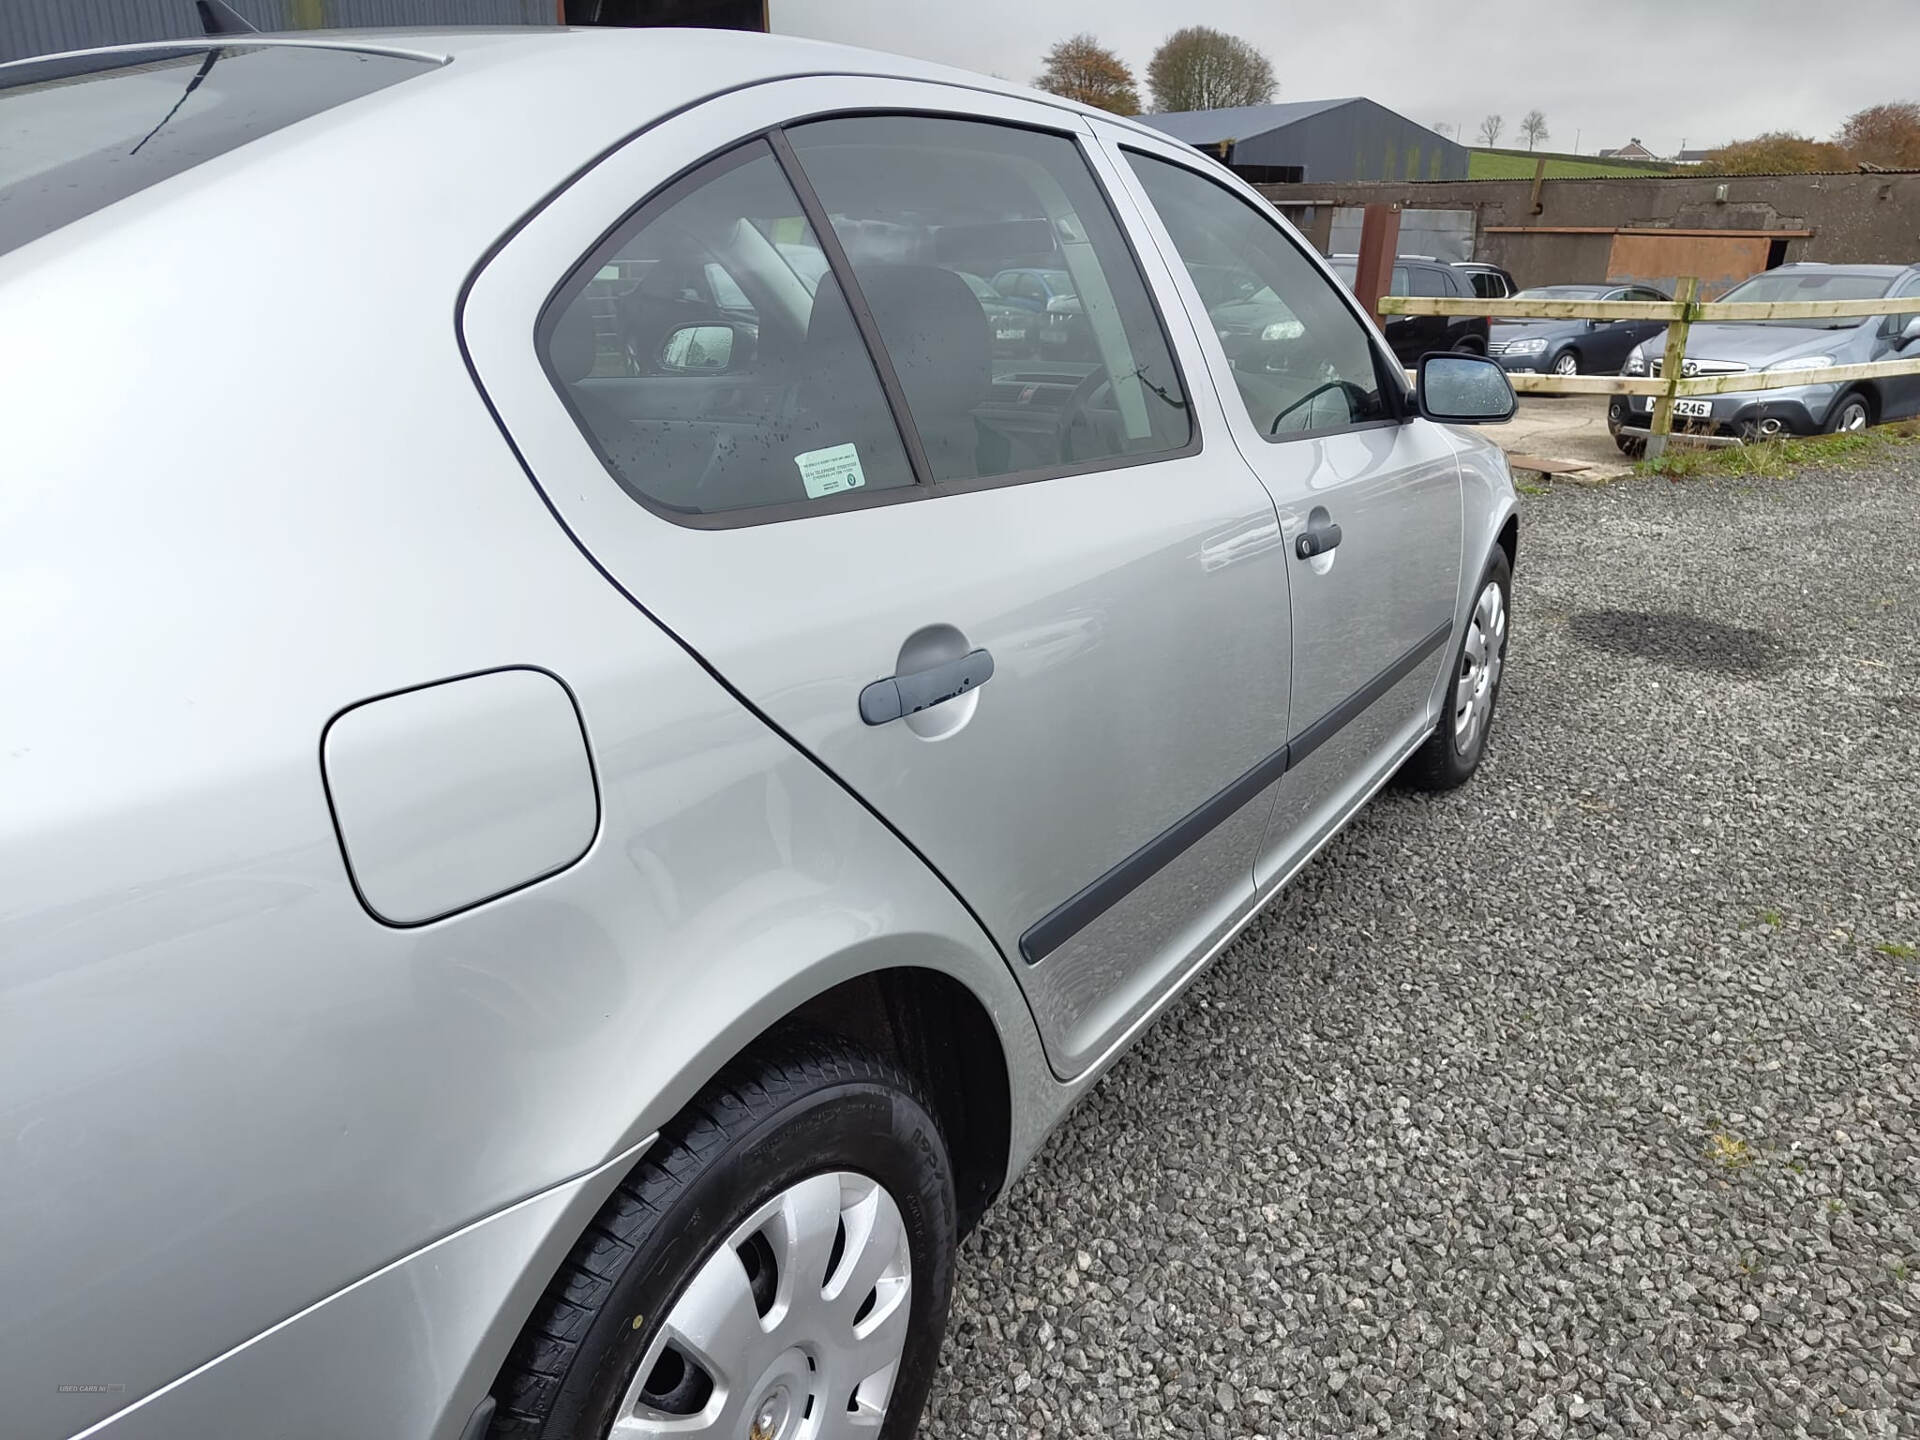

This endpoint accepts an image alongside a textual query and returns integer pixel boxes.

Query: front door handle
[859,647,995,725]
[1296,517,1343,559]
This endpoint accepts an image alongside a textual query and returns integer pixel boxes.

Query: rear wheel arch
[779,967,1012,1237]
[479,965,1013,1435]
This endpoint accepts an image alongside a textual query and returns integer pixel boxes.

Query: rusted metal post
[1353,203,1402,328]
[1645,275,1699,461]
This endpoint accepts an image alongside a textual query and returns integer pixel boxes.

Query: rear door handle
[1296,518,1343,559]
[859,648,995,725]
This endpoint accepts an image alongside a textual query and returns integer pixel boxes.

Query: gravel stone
[919,455,1920,1438]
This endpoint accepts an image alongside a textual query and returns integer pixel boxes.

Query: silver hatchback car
[0,27,1517,1440]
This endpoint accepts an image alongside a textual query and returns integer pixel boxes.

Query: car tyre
[1451,335,1486,356]
[488,1034,956,1440]
[1551,350,1579,377]
[1400,546,1511,792]
[1825,390,1872,434]
[1613,432,1645,458]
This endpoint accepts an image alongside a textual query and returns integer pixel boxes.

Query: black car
[1329,256,1490,364]
[1490,283,1671,376]
[1452,261,1518,299]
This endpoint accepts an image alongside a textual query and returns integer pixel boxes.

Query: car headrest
[550,302,598,385]
[847,265,992,420]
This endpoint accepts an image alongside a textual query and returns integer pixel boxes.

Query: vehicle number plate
[995,328,1022,341]
[1638,396,1713,418]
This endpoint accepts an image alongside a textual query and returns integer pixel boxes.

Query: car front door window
[1118,155,1393,438]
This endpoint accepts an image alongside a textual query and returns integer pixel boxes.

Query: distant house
[1141,97,1469,184]
[1598,138,1660,161]
[1674,148,1715,166]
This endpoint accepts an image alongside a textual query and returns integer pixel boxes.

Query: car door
[1875,271,1920,420]
[1413,266,1462,354]
[1104,130,1462,890]
[1625,286,1672,360]
[1588,287,1638,371]
[463,79,1296,1079]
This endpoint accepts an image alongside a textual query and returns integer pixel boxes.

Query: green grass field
[1468,149,1677,179]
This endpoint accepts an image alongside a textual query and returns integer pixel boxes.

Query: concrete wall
[1230,99,1469,184]
[1258,171,1920,288]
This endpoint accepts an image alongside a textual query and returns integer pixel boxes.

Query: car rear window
[0,44,435,260]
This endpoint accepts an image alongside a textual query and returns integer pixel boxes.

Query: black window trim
[1116,141,1414,446]
[532,106,1204,532]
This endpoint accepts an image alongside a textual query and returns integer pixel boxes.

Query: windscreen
[1718,270,1894,328]
[0,45,435,260]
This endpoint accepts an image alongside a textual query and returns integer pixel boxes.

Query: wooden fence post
[1645,275,1699,461]
[1354,204,1402,329]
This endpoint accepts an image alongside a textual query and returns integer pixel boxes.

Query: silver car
[0,27,1518,1440]
[1610,262,1920,450]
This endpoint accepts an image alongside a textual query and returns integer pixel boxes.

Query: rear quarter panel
[0,53,1048,1439]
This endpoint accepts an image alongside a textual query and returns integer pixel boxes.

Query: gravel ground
[922,453,1920,1439]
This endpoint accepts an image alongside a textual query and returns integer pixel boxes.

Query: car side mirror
[1900,315,1920,347]
[1415,352,1517,425]
[659,323,744,374]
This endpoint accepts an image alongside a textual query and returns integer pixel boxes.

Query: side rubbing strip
[1019,618,1455,966]
[1286,620,1453,768]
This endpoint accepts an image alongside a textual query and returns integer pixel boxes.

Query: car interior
[544,121,1197,516]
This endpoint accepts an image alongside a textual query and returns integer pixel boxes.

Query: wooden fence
[1379,282,1920,457]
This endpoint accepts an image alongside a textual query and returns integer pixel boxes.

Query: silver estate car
[1609,262,1920,451]
[0,27,1518,1440]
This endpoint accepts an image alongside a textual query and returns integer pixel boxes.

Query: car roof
[0,26,1154,132]
[0,27,1176,271]
[1767,262,1914,278]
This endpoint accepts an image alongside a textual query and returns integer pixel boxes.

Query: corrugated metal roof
[0,0,554,65]
[1141,97,1359,145]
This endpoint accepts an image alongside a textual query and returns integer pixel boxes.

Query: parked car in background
[1329,255,1491,363]
[957,270,1036,356]
[1185,261,1307,368]
[1452,260,1517,299]
[1491,282,1671,376]
[991,265,1090,355]
[2,28,1520,1440]
[1609,262,1920,451]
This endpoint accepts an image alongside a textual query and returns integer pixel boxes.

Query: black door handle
[1296,519,1343,559]
[859,647,996,725]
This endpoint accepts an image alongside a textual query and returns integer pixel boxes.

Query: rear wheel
[1452,335,1486,355]
[1614,432,1645,458]
[1826,391,1872,434]
[1400,547,1511,792]
[488,1036,956,1440]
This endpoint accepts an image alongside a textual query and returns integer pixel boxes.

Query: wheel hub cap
[610,1172,912,1439]
[1454,579,1507,755]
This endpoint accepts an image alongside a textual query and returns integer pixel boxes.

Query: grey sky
[770,1,1919,158]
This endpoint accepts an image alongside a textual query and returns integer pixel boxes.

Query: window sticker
[794,442,866,500]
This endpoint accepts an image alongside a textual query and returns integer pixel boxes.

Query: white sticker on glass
[794,442,866,500]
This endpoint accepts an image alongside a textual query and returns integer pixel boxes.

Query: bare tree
[1146,27,1276,113]
[1477,113,1505,147]
[1520,109,1549,150]
[1034,33,1140,116]
[1839,101,1920,168]
[1431,121,1455,139]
